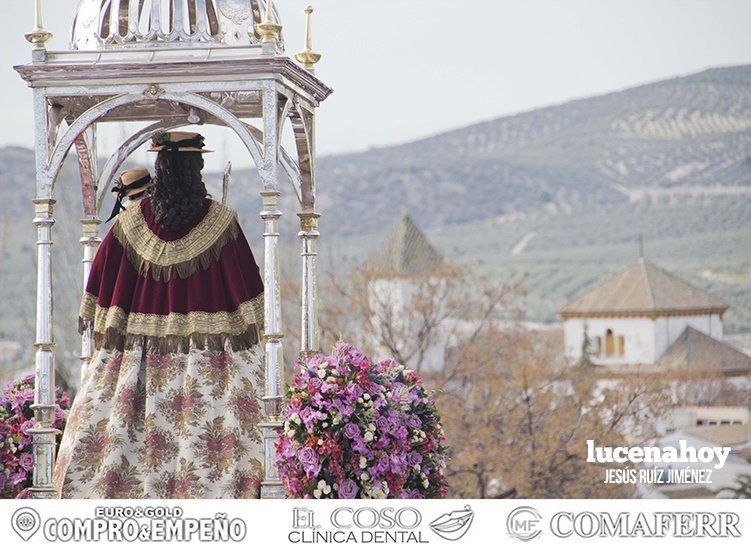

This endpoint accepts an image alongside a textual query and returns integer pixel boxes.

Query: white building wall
[564,317,657,365]
[565,313,725,365]
[653,314,724,359]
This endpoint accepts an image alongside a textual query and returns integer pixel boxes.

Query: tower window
[605,329,615,357]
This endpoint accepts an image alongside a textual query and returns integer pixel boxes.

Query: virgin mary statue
[53,132,266,498]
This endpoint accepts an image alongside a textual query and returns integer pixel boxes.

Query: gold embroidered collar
[112,200,239,282]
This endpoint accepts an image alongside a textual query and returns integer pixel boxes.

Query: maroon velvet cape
[79,197,264,352]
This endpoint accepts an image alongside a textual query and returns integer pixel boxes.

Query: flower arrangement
[0,374,70,498]
[275,343,448,499]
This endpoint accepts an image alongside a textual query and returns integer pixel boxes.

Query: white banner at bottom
[0,499,748,544]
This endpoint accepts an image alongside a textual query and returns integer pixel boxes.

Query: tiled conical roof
[560,259,728,317]
[368,215,444,277]
[658,327,751,375]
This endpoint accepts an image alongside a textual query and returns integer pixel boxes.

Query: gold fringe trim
[92,328,262,353]
[78,293,265,352]
[79,292,97,327]
[113,200,239,282]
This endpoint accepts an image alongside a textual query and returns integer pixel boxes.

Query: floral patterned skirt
[53,342,265,498]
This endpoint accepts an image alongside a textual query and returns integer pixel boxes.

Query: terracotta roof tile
[560,259,728,316]
[368,215,444,277]
[657,327,751,374]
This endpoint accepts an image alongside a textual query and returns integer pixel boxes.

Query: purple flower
[406,415,421,429]
[304,463,322,478]
[345,383,362,399]
[19,453,33,471]
[276,343,448,499]
[308,378,323,391]
[338,479,359,499]
[10,470,27,486]
[299,446,318,466]
[11,389,34,411]
[343,422,360,440]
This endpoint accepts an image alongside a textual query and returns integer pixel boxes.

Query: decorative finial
[25,0,53,50]
[255,0,283,44]
[638,233,645,260]
[295,6,322,71]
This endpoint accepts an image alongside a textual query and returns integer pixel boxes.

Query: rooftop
[560,259,729,317]
[657,326,751,376]
[367,215,444,277]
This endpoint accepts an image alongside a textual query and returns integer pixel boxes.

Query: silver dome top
[71,0,283,50]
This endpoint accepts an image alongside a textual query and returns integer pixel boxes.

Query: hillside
[0,64,749,383]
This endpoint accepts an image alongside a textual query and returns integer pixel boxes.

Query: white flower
[369,487,385,499]
[317,369,326,379]
[359,456,367,469]
[287,430,295,437]
[322,422,329,428]
[364,431,374,442]
[363,393,371,400]
[318,480,327,489]
[313,489,322,498]
[367,424,376,431]
[360,472,370,481]
[320,362,329,369]
[317,439,324,445]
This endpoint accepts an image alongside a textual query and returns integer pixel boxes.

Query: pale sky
[2,0,751,170]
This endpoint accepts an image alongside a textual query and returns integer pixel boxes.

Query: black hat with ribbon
[106,168,153,222]
[148,131,213,153]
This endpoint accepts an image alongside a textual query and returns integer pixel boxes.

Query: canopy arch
[46,91,266,198]
[95,119,306,215]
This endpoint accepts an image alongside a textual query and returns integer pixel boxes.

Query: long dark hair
[151,151,207,231]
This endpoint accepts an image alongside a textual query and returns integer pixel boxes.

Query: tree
[578,324,594,366]
[724,474,751,499]
[313,261,519,373]
[432,326,674,498]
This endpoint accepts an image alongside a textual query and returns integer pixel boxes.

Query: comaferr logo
[505,509,742,540]
[550,511,741,538]
[507,507,542,541]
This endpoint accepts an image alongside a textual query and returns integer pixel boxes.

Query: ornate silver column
[259,191,285,498]
[28,198,60,499]
[298,212,320,356]
[79,219,101,382]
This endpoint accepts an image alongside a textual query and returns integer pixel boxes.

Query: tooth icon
[429,505,475,541]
